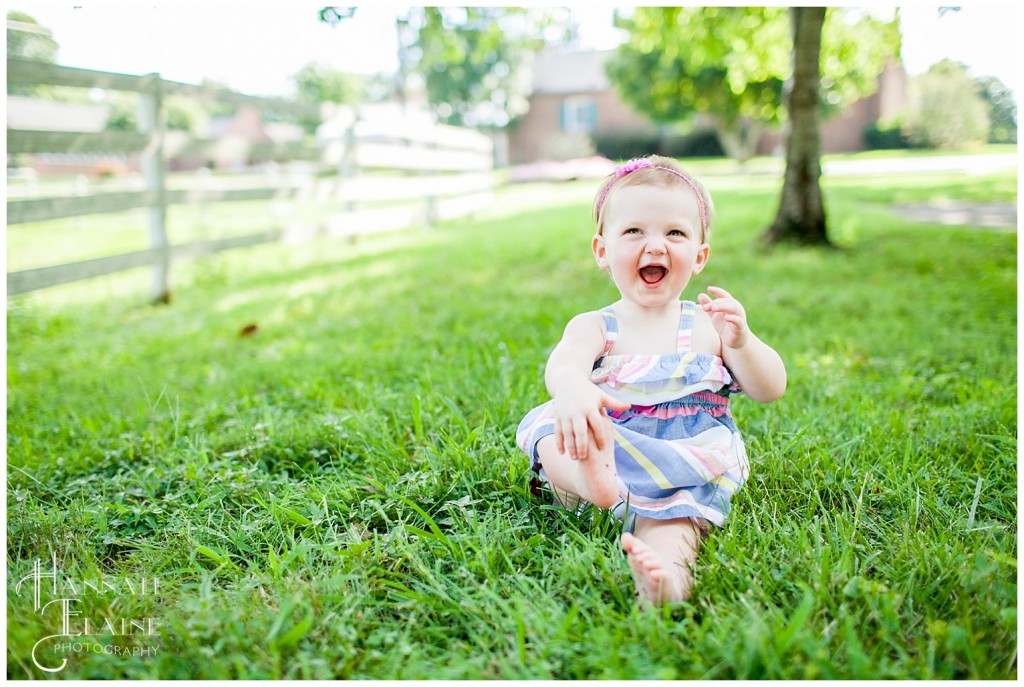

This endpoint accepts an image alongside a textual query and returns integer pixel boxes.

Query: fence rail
[7,57,321,116]
[7,53,495,301]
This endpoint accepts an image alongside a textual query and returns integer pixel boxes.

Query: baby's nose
[645,238,667,254]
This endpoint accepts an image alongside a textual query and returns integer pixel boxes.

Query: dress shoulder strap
[677,300,696,353]
[599,306,618,355]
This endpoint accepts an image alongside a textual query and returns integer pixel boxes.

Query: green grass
[822,143,1017,160]
[6,162,1017,679]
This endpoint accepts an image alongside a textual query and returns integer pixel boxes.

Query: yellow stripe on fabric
[677,301,695,349]
[671,351,697,378]
[709,474,738,492]
[613,429,674,490]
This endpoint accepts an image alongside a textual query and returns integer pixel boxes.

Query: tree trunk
[764,7,830,245]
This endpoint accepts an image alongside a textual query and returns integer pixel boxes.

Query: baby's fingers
[699,292,730,314]
[570,417,590,461]
[601,393,632,413]
[592,397,627,450]
[702,294,745,321]
[600,413,618,449]
[556,418,580,460]
[588,410,613,452]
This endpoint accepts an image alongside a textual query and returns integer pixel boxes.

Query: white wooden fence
[6,56,495,302]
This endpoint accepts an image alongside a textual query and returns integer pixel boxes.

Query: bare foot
[535,435,620,510]
[621,532,693,605]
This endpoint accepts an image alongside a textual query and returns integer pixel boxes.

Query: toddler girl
[516,155,786,606]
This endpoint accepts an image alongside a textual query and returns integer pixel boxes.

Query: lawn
[6,161,1017,679]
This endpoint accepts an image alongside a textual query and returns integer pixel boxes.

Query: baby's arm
[697,286,787,403]
[544,312,631,461]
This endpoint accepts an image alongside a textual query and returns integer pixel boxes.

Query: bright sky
[13,4,1022,98]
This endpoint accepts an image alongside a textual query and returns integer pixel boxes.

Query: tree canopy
[606,7,901,161]
[292,63,364,106]
[976,75,1017,144]
[410,7,571,129]
[7,10,57,62]
[8,11,58,97]
[318,7,570,129]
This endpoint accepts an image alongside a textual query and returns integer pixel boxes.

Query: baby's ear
[692,242,710,273]
[592,234,608,268]
[593,236,606,268]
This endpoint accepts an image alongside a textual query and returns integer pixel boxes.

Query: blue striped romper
[516,300,749,527]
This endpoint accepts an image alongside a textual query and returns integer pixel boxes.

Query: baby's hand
[552,381,630,462]
[698,286,750,350]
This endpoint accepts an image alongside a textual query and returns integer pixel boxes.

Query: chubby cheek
[609,255,638,278]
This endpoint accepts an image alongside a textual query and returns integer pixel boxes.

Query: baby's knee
[535,434,559,461]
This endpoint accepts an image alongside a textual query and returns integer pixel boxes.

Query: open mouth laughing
[639,265,668,286]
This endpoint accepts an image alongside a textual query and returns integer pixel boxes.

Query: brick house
[508,49,908,163]
[508,50,656,164]
[757,59,908,155]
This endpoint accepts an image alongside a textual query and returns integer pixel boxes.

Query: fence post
[423,140,438,227]
[137,74,170,303]
[341,111,358,214]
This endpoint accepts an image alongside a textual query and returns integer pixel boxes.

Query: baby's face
[592,184,709,308]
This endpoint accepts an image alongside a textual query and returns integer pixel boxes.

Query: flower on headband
[615,159,653,177]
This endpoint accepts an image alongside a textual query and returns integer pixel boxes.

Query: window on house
[560,97,598,135]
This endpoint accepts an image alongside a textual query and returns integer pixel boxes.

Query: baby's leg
[621,516,703,605]
[535,430,620,510]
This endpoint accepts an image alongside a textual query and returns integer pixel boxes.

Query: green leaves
[411,7,567,128]
[607,7,901,160]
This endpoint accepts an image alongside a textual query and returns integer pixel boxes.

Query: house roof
[531,49,613,95]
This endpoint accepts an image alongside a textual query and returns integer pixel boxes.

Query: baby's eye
[668,229,686,237]
[624,227,641,235]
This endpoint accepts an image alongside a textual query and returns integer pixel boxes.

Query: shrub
[661,128,726,158]
[592,128,726,161]
[904,60,990,149]
[864,117,913,150]
[591,130,661,161]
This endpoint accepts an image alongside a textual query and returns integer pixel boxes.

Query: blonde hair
[592,155,715,242]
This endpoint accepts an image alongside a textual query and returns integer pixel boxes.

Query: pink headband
[596,158,709,236]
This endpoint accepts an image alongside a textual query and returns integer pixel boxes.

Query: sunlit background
[7,4,1018,299]
[17,5,1021,97]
